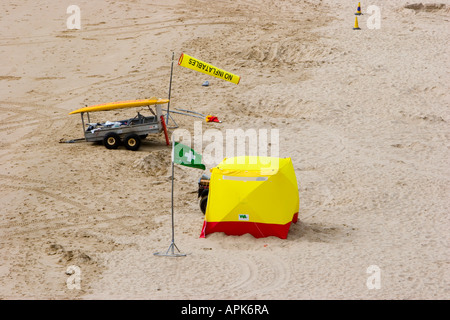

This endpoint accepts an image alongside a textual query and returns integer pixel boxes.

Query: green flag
[172,142,206,170]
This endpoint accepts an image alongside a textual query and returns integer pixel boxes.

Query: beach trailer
[200,156,299,239]
[68,98,170,151]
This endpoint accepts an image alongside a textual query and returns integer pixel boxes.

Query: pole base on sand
[154,241,186,257]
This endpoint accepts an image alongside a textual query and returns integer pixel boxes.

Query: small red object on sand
[205,115,221,123]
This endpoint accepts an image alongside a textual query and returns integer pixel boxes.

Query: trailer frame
[77,103,166,151]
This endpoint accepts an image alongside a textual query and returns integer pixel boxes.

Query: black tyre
[199,195,208,214]
[103,132,121,149]
[124,133,141,151]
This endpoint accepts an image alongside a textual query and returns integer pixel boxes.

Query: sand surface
[0,0,449,299]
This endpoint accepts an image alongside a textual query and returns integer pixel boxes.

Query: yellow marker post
[355,2,362,15]
[353,16,361,30]
[178,53,240,85]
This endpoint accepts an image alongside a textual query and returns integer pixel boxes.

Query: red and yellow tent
[200,156,299,239]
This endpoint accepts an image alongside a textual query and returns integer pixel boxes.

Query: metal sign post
[166,52,174,125]
[164,52,179,129]
[154,137,186,257]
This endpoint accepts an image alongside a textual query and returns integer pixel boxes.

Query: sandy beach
[0,0,449,300]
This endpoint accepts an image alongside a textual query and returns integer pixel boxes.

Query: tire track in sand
[0,177,156,239]
[156,253,292,299]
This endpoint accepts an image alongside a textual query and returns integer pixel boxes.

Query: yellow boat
[69,98,169,115]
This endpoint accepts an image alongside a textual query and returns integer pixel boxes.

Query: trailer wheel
[103,132,121,149]
[124,134,141,151]
[199,195,208,214]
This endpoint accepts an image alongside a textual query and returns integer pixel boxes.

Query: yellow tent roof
[213,156,290,176]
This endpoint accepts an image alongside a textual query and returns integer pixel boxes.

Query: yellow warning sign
[178,53,240,85]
